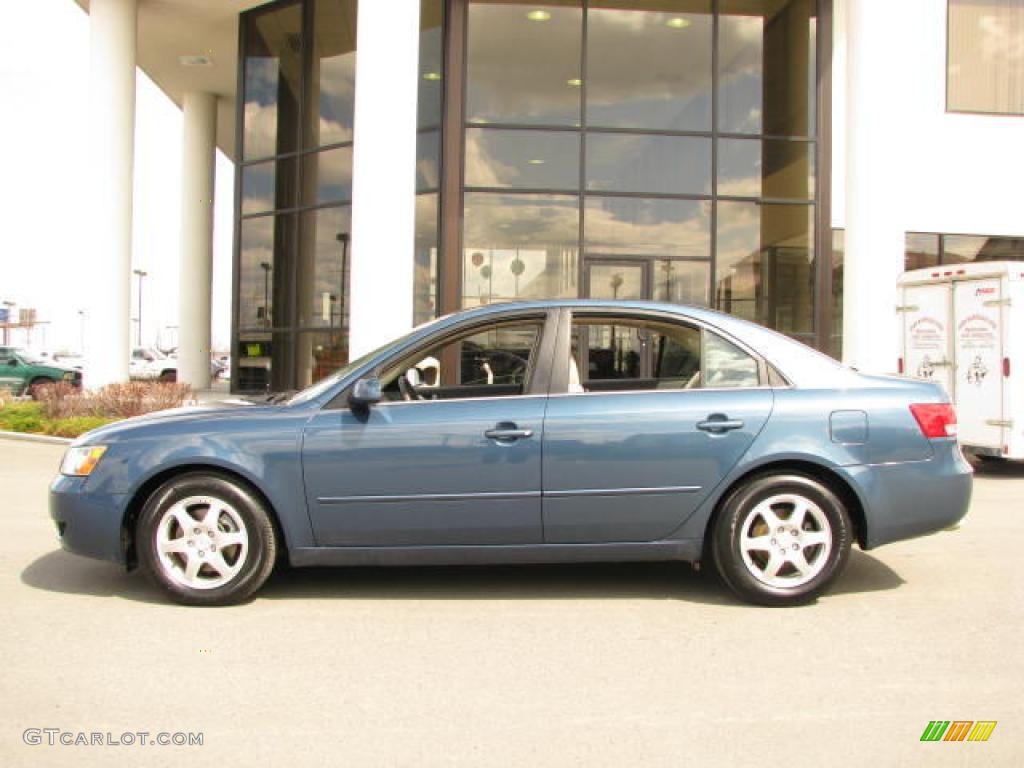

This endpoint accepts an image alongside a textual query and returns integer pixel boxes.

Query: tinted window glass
[704,331,759,388]
[381,322,542,400]
[571,319,701,391]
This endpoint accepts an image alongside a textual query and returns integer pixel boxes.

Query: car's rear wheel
[711,473,852,607]
[137,473,277,605]
[159,369,177,382]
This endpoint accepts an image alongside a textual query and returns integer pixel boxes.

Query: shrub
[36,381,194,420]
[45,416,117,439]
[0,402,45,433]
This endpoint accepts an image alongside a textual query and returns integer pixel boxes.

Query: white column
[348,0,421,358]
[86,0,136,387]
[842,0,907,374]
[177,92,218,390]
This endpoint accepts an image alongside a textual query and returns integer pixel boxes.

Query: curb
[0,431,73,446]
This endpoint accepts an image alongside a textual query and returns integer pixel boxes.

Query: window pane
[416,129,441,192]
[831,228,843,359]
[296,206,351,328]
[463,193,580,306]
[301,145,353,205]
[239,215,295,330]
[418,0,445,128]
[572,319,701,390]
[718,138,814,199]
[905,232,940,270]
[414,193,439,325]
[943,234,1024,263]
[703,331,759,387]
[652,259,710,305]
[587,262,645,300]
[242,3,303,160]
[586,134,711,195]
[465,129,580,190]
[586,2,712,131]
[236,331,291,392]
[948,0,1024,115]
[467,1,583,126]
[382,322,542,398]
[585,197,710,258]
[715,201,814,337]
[305,0,357,148]
[719,0,816,136]
[241,157,296,215]
[294,331,349,388]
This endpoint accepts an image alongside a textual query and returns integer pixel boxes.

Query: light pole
[133,269,147,347]
[1,301,13,346]
[335,232,349,333]
[77,310,86,355]
[259,262,272,328]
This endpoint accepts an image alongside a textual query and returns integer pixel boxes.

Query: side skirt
[288,540,703,568]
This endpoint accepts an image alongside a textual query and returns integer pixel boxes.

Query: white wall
[833,0,1024,237]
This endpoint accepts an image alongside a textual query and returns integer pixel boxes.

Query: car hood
[72,399,288,445]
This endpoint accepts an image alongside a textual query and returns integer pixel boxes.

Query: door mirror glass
[349,377,382,409]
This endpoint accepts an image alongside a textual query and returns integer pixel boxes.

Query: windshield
[15,349,47,365]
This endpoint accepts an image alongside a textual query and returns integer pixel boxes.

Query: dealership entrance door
[584,257,711,305]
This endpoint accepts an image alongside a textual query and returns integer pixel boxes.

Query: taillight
[909,403,957,438]
[897,357,904,374]
[1004,357,1010,377]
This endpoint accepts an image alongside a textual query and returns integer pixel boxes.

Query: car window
[569,318,761,392]
[380,321,542,402]
[703,331,760,388]
[571,319,701,392]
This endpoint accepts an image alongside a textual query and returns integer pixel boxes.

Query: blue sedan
[50,301,972,606]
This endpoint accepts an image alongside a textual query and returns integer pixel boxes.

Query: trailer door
[902,282,953,397]
[953,277,1004,450]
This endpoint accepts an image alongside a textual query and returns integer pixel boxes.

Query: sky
[0,0,234,354]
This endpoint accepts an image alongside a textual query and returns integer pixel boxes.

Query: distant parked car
[51,301,972,607]
[0,346,81,395]
[130,348,177,382]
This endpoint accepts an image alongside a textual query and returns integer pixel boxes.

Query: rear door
[953,277,1004,450]
[902,281,953,397]
[541,311,773,544]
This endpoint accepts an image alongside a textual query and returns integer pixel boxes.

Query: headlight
[60,446,108,477]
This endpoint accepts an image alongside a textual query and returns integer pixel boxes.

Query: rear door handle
[697,414,745,434]
[484,424,534,441]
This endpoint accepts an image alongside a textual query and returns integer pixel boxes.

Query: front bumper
[49,475,128,565]
[850,439,973,550]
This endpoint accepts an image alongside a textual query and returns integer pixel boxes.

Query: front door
[302,315,554,547]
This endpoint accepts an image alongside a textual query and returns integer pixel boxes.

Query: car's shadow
[21,548,904,607]
[968,455,1024,478]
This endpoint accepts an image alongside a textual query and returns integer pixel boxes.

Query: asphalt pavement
[2,438,1021,767]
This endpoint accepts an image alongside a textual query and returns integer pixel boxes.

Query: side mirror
[349,377,382,409]
[8,359,17,367]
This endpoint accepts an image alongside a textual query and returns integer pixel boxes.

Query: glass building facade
[234,0,831,392]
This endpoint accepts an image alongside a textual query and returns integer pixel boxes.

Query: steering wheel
[398,368,425,401]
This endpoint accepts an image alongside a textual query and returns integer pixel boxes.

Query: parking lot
[2,437,1021,767]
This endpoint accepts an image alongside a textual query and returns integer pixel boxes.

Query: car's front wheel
[711,473,852,607]
[136,472,277,605]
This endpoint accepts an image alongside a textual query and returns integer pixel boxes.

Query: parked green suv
[0,347,82,395]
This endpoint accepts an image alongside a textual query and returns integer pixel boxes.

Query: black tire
[28,377,56,399]
[159,370,177,383]
[136,472,277,605]
[711,473,852,607]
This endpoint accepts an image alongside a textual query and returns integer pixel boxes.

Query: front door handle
[697,414,745,434]
[484,423,534,442]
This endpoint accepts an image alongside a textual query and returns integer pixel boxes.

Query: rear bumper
[49,475,127,565]
[850,439,973,550]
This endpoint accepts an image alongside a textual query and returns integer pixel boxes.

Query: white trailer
[897,261,1024,459]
